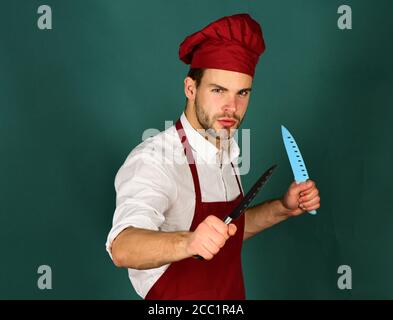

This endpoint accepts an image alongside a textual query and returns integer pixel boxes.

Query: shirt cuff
[105,215,159,261]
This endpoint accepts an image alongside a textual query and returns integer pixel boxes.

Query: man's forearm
[111,227,192,270]
[243,199,291,240]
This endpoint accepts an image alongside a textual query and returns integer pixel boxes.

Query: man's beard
[194,97,242,140]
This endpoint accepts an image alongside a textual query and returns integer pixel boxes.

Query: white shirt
[106,112,243,298]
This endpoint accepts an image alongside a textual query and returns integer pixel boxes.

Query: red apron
[145,119,245,300]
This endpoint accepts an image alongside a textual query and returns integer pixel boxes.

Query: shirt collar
[180,112,240,165]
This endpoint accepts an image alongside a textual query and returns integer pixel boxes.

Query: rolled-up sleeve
[105,146,177,259]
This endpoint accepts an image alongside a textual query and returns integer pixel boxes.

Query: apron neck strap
[175,118,243,201]
[175,119,202,203]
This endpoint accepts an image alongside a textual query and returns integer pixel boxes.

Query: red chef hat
[179,13,265,77]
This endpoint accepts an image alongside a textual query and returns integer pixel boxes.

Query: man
[106,13,320,300]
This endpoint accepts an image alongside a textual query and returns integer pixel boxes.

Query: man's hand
[186,215,237,260]
[279,180,320,217]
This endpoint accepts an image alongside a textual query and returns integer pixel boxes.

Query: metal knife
[222,164,277,224]
[194,164,277,260]
[281,125,317,215]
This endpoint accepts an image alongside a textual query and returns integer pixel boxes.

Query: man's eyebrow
[208,83,252,92]
[208,83,228,91]
[238,87,252,92]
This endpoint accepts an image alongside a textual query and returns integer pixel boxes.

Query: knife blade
[222,164,277,224]
[281,125,316,215]
[194,164,277,260]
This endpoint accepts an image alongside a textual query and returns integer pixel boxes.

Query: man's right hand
[185,215,237,260]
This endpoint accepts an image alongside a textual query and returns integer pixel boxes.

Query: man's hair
[187,68,205,88]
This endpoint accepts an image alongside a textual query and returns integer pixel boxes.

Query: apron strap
[175,119,202,203]
[175,118,243,202]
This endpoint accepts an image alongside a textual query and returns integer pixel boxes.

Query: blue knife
[281,125,317,215]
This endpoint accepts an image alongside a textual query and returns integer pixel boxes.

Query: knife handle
[296,181,317,215]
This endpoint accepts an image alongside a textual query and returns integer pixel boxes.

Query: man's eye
[239,90,249,97]
[212,88,223,93]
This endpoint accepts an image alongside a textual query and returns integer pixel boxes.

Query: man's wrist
[269,199,292,224]
[176,231,193,259]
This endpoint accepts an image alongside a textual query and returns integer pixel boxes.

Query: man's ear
[184,77,197,101]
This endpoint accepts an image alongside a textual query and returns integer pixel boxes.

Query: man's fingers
[299,180,315,191]
[300,187,317,197]
[202,238,220,256]
[207,230,227,248]
[303,202,320,211]
[199,244,214,260]
[299,189,319,202]
[205,215,230,239]
[300,196,320,210]
[288,180,315,195]
[200,225,236,258]
[228,223,237,236]
[194,216,238,260]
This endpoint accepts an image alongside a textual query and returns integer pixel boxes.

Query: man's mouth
[217,118,237,128]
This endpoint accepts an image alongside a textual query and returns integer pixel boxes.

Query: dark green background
[1,0,392,299]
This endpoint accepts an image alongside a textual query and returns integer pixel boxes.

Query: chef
[106,13,320,300]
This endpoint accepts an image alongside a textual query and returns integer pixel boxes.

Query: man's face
[192,69,253,139]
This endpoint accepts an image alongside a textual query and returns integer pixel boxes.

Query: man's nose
[223,94,237,114]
